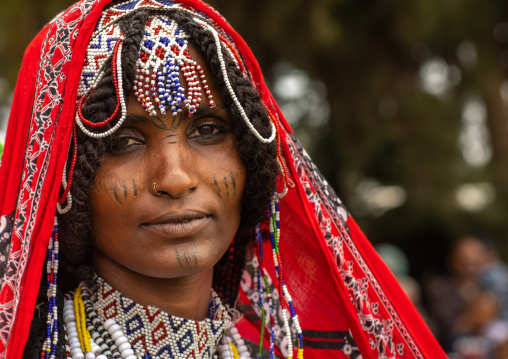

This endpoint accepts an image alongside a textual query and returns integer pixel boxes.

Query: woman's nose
[151,144,198,198]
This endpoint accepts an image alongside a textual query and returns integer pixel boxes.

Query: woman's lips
[141,210,211,238]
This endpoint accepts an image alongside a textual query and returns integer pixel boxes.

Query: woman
[0,0,447,358]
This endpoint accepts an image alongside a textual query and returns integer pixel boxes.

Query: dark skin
[90,46,246,321]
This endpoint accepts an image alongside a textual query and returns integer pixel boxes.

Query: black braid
[58,10,279,305]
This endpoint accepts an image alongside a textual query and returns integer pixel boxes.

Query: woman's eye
[109,136,143,152]
[189,123,225,139]
[122,138,141,146]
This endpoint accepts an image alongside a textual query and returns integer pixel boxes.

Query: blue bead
[289,303,296,317]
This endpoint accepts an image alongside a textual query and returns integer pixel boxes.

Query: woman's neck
[92,251,214,320]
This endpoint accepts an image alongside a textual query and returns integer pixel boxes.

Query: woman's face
[90,47,246,281]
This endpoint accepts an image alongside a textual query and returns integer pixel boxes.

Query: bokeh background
[3,0,508,355]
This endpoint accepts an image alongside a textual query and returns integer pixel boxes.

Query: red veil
[0,0,446,358]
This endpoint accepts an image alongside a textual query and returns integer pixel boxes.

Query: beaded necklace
[62,277,252,359]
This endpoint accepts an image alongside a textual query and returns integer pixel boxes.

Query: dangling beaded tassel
[253,226,275,359]
[133,17,214,119]
[74,285,92,356]
[41,218,60,359]
[269,197,304,359]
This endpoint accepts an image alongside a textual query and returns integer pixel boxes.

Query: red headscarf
[0,0,447,358]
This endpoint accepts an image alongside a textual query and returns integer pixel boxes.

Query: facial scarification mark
[182,247,198,268]
[192,244,198,266]
[230,173,236,196]
[163,133,178,145]
[223,176,229,197]
[151,115,167,130]
[184,250,191,266]
[132,179,137,196]
[213,176,222,198]
[150,113,184,132]
[113,185,122,204]
[168,115,183,131]
[122,182,128,199]
[175,248,183,268]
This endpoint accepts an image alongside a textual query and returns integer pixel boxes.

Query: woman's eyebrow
[192,105,228,118]
[123,106,229,127]
[123,114,149,125]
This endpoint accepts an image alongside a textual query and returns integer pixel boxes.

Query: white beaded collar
[91,276,231,359]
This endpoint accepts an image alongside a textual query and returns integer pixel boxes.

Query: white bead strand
[75,41,128,138]
[193,18,276,144]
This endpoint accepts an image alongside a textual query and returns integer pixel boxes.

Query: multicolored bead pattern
[77,24,124,97]
[253,226,275,359]
[40,219,60,359]
[91,277,230,359]
[269,197,304,359]
[134,16,214,117]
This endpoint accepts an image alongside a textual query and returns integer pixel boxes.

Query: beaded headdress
[74,0,276,142]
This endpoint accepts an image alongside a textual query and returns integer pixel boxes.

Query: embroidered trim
[287,133,424,359]
[0,1,97,354]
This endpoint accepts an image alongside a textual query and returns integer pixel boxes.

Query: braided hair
[58,9,278,305]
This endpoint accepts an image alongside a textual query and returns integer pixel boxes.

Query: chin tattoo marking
[184,245,199,268]
[175,248,183,268]
[175,245,199,269]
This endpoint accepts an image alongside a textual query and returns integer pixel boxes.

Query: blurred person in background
[425,236,486,352]
[477,236,508,321]
[451,291,508,359]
